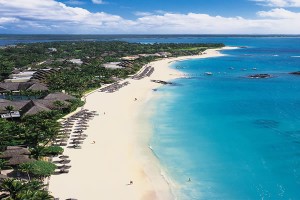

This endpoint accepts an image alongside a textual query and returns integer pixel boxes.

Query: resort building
[0,146,34,167]
[0,92,76,118]
[4,71,36,82]
[4,68,59,83]
[121,55,139,61]
[69,59,83,65]
[0,82,48,94]
[103,62,123,69]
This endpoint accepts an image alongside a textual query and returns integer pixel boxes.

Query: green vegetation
[19,161,56,179]
[0,111,62,151]
[0,41,224,96]
[0,179,53,200]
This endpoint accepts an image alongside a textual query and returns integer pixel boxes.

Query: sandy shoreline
[48,46,236,200]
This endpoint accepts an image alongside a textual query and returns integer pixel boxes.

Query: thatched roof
[0,99,11,103]
[0,83,19,91]
[0,82,48,92]
[0,146,30,158]
[23,103,51,116]
[43,92,75,101]
[0,146,33,166]
[7,155,34,166]
[27,83,48,91]
[0,101,29,113]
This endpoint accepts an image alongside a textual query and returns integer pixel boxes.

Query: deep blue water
[149,38,300,199]
[1,35,300,199]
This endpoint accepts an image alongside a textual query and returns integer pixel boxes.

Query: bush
[43,146,64,156]
[20,161,56,178]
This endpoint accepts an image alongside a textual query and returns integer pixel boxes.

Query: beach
[48,47,234,200]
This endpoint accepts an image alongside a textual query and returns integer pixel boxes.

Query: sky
[0,0,300,34]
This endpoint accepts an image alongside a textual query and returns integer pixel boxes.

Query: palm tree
[0,179,26,199]
[0,179,53,200]
[4,105,14,121]
[29,146,46,160]
[53,100,65,113]
[19,163,33,181]
[16,190,54,200]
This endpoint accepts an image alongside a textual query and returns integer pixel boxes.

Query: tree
[0,179,26,199]
[29,146,46,160]
[4,105,14,121]
[0,179,54,200]
[19,161,56,179]
[19,163,33,181]
[53,100,65,112]
[43,146,64,157]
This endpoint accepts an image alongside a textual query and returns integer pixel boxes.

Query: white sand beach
[48,47,236,200]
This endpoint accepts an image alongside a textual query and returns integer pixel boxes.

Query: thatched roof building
[0,82,48,93]
[43,92,76,101]
[0,146,34,166]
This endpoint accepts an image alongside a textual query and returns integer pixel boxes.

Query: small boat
[205,72,213,75]
[252,68,257,70]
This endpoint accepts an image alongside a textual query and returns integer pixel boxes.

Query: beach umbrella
[57,164,71,169]
[57,166,71,171]
[58,169,69,173]
[72,134,84,138]
[70,140,83,145]
[72,137,85,141]
[59,155,69,159]
[59,160,71,164]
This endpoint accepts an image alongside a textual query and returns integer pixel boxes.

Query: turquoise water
[150,38,300,199]
[2,35,300,199]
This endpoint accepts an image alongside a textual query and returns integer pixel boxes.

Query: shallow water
[150,38,300,199]
[2,35,300,199]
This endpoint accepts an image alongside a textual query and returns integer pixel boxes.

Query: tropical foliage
[0,179,53,200]
[19,161,56,179]
[0,111,61,151]
[0,41,224,95]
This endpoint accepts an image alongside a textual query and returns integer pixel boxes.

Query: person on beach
[91,141,95,144]
[129,180,133,185]
[134,98,137,101]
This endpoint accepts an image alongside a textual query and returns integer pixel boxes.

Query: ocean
[149,37,300,199]
[1,35,300,199]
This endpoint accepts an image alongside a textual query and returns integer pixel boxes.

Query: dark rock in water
[248,74,271,79]
[151,80,173,85]
[254,119,279,128]
[289,71,300,75]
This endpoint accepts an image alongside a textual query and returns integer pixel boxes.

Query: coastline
[48,46,236,200]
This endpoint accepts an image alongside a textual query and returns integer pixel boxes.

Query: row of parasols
[132,66,154,80]
[99,81,130,93]
[52,109,98,175]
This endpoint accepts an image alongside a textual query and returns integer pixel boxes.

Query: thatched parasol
[7,155,35,166]
[0,146,31,159]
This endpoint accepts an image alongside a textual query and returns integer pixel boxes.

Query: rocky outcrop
[289,71,300,75]
[247,74,271,79]
[151,80,173,85]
